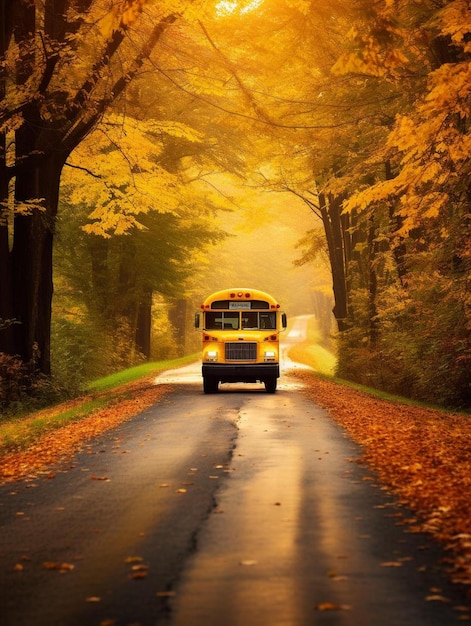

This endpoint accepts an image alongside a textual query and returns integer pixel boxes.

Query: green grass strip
[0,396,111,451]
[87,354,199,392]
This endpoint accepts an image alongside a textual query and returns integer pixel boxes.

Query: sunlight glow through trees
[215,0,264,17]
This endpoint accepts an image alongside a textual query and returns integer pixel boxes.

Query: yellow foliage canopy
[66,114,203,237]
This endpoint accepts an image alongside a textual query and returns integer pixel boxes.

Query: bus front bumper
[202,363,280,383]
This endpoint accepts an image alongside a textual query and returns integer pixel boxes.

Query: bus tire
[264,377,277,393]
[203,376,219,394]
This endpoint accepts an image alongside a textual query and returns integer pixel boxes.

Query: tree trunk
[385,160,408,284]
[319,192,350,332]
[0,0,15,353]
[11,138,67,373]
[0,137,15,354]
[135,289,153,359]
[367,216,379,344]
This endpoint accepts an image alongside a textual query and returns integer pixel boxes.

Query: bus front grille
[225,342,257,361]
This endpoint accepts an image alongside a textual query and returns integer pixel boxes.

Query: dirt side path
[292,370,471,594]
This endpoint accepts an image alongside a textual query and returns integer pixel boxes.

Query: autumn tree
[331,0,471,405]
[53,107,227,377]
[0,0,179,375]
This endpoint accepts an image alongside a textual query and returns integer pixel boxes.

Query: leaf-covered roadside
[294,370,471,593]
[0,378,170,483]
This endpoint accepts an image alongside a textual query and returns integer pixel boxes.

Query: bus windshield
[205,311,276,331]
[205,312,239,330]
[242,312,276,330]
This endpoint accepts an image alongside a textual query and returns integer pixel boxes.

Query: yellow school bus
[195,288,287,394]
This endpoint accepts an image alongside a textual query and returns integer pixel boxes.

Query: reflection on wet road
[159,366,465,626]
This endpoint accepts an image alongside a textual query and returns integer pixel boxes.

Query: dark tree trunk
[385,160,408,284]
[367,216,379,344]
[12,149,67,374]
[319,192,351,332]
[0,0,16,353]
[0,137,15,354]
[135,289,152,359]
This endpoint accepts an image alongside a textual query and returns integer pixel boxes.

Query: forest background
[0,0,470,411]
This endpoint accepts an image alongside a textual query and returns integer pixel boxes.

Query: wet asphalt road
[0,363,468,626]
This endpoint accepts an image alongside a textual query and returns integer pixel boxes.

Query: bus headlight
[264,350,276,362]
[206,350,218,362]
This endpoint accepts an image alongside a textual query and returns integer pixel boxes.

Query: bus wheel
[203,376,219,394]
[264,377,277,393]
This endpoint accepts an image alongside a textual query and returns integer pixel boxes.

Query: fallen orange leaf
[43,561,75,572]
[156,591,176,598]
[315,602,351,611]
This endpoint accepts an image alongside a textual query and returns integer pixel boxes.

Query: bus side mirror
[195,313,200,329]
[281,313,287,329]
